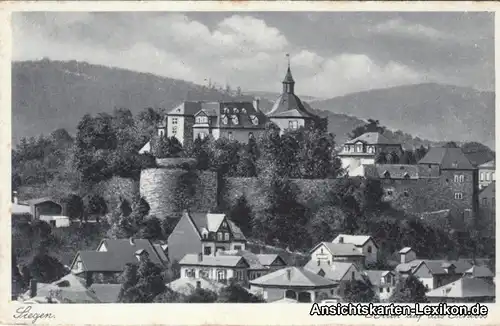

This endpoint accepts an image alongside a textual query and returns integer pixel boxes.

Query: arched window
[367,246,372,254]
[297,292,312,303]
[285,290,297,299]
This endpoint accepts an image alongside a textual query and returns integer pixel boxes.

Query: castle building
[139,57,323,153]
[339,132,403,176]
[478,160,495,190]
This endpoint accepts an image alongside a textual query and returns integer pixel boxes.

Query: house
[338,132,403,176]
[478,160,495,190]
[25,196,71,227]
[478,182,495,233]
[408,260,473,290]
[178,253,250,284]
[249,267,337,303]
[266,61,323,133]
[304,260,363,286]
[19,275,101,304]
[332,234,379,265]
[399,247,417,264]
[462,265,494,280]
[167,211,247,263]
[309,242,365,268]
[69,238,169,286]
[167,277,226,295]
[425,277,495,303]
[364,270,397,302]
[218,250,287,281]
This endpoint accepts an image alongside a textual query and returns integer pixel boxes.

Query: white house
[178,253,250,284]
[309,242,365,268]
[364,270,397,302]
[332,234,379,265]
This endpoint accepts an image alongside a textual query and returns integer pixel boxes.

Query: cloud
[12,12,494,98]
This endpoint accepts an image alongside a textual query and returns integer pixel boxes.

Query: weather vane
[286,53,290,68]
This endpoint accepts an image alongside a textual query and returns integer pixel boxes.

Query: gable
[216,218,230,233]
[235,258,250,268]
[97,240,108,252]
[311,243,333,258]
[271,256,287,267]
[168,213,201,242]
[412,262,432,278]
[69,253,83,271]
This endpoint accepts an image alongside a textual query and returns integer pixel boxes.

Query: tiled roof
[12,203,31,215]
[363,270,394,287]
[478,160,495,168]
[167,101,203,116]
[99,239,167,267]
[283,67,295,83]
[23,273,101,303]
[249,267,336,288]
[26,196,64,206]
[479,182,495,197]
[217,250,267,270]
[310,242,364,257]
[332,234,376,248]
[89,284,122,303]
[256,254,281,266]
[187,212,247,241]
[418,147,474,170]
[426,277,495,299]
[193,101,268,129]
[407,259,473,276]
[363,164,435,180]
[345,132,398,145]
[464,265,494,278]
[77,251,127,272]
[304,260,355,282]
[267,93,317,119]
[179,254,249,268]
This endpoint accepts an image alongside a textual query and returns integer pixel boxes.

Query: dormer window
[344,145,349,152]
[221,115,229,125]
[224,233,230,241]
[231,115,239,125]
[356,144,363,152]
[223,107,229,113]
[383,171,391,178]
[403,173,410,179]
[241,108,247,114]
[195,116,208,124]
[234,108,239,114]
[452,162,458,168]
[289,120,298,130]
[250,115,259,126]
[339,237,344,243]
[367,246,372,253]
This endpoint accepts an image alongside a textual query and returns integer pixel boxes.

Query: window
[234,245,241,250]
[234,108,239,114]
[493,173,496,181]
[202,232,208,239]
[172,118,178,125]
[195,116,208,124]
[217,232,223,241]
[387,190,393,196]
[241,108,246,114]
[367,246,372,254]
[217,270,226,282]
[196,281,201,289]
[339,237,344,243]
[204,246,212,255]
[368,146,375,154]
[386,287,390,293]
[403,190,409,197]
[231,115,239,125]
[480,172,485,181]
[228,132,233,140]
[455,192,463,200]
[356,144,363,153]
[185,269,195,277]
[172,126,178,135]
[459,175,464,183]
[351,271,355,280]
[320,248,324,254]
[485,173,490,181]
[199,132,206,140]
[379,287,383,293]
[454,175,459,182]
[248,132,254,139]
[344,145,349,152]
[482,198,488,206]
[224,233,230,241]
[289,120,298,129]
[223,107,229,113]
[158,129,165,137]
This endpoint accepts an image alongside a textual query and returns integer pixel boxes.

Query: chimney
[339,236,344,244]
[317,260,320,266]
[13,191,18,204]
[129,237,135,246]
[198,253,203,262]
[286,269,292,281]
[29,279,37,298]
[253,98,260,111]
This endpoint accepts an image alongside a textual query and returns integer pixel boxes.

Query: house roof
[98,239,167,267]
[187,212,247,241]
[478,160,495,168]
[179,254,249,268]
[332,234,378,248]
[310,242,365,257]
[192,101,268,130]
[426,277,495,299]
[249,267,336,288]
[304,260,355,282]
[89,284,122,303]
[12,203,31,215]
[399,247,413,254]
[217,250,267,270]
[167,101,203,116]
[411,259,473,276]
[76,251,126,272]
[364,270,394,287]
[256,254,282,266]
[345,132,398,145]
[464,265,494,278]
[23,273,101,303]
[26,197,64,206]
[479,182,495,198]
[418,147,474,170]
[363,164,435,180]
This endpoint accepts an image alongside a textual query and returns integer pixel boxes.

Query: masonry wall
[140,160,218,219]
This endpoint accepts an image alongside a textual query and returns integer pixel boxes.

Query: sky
[12,11,494,98]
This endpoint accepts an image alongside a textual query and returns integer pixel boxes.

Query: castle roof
[168,101,204,116]
[418,147,474,170]
[193,101,267,129]
[267,93,317,119]
[479,160,495,168]
[345,132,398,145]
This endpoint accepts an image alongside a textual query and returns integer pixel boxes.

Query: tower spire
[282,53,295,94]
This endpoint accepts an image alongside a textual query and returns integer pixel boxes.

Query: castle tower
[282,53,295,94]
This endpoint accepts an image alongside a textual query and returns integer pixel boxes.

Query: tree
[185,136,211,170]
[84,194,108,221]
[208,138,242,176]
[387,151,400,164]
[375,151,387,164]
[399,150,416,164]
[28,254,67,283]
[338,279,376,303]
[308,205,346,245]
[63,194,84,221]
[390,275,428,303]
[228,196,252,236]
[414,145,428,162]
[118,260,166,303]
[153,287,183,303]
[348,119,386,139]
[235,137,258,177]
[137,216,163,240]
[184,288,218,303]
[217,282,264,303]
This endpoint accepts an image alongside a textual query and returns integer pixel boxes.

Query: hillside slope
[310,83,495,148]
